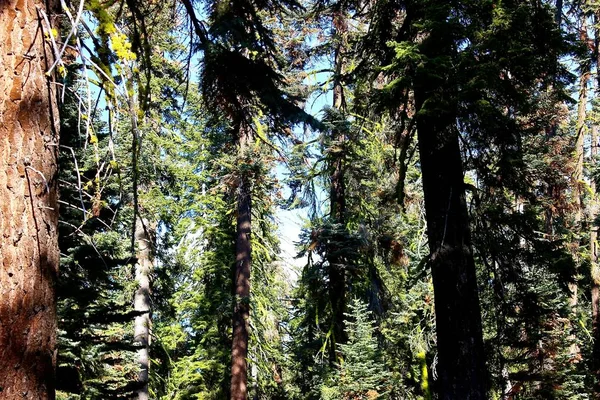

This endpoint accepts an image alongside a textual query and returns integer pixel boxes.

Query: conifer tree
[183,0,315,396]
[321,299,390,399]
[0,0,60,398]
[365,0,571,398]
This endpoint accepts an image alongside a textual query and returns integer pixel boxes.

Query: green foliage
[48,0,600,399]
[321,299,391,400]
[56,62,139,399]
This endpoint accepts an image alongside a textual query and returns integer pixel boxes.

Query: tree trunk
[134,216,153,400]
[593,10,600,396]
[415,100,487,400]
[591,124,600,397]
[231,124,252,400]
[327,11,348,359]
[569,24,589,358]
[574,50,588,227]
[412,7,487,399]
[0,0,60,398]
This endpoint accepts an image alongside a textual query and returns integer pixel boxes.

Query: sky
[275,69,332,283]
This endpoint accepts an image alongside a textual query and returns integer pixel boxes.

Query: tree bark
[574,54,588,227]
[593,10,600,397]
[134,216,153,400]
[327,10,348,360]
[230,124,252,400]
[591,124,600,397]
[0,0,60,398]
[412,7,487,399]
[569,22,589,359]
[414,101,487,400]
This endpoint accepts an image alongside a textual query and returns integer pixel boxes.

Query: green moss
[416,351,431,400]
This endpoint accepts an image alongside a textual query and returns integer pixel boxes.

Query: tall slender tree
[133,216,153,400]
[183,0,316,397]
[327,7,350,356]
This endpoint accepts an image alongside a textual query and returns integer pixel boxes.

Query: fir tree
[322,299,390,400]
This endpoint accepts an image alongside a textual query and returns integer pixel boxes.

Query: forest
[2,0,600,399]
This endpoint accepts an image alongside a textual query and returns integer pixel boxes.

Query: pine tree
[56,62,137,399]
[0,0,61,398]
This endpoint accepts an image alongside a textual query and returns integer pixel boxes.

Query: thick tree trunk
[134,216,153,400]
[412,8,487,399]
[415,101,487,400]
[231,124,252,400]
[0,0,60,398]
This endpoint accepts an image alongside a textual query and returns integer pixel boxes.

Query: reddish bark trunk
[230,125,252,400]
[0,0,60,398]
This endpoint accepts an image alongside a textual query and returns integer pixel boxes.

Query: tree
[56,62,137,399]
[367,0,571,398]
[412,26,488,400]
[321,299,391,400]
[589,2,600,395]
[324,3,351,356]
[183,0,316,396]
[390,3,488,397]
[0,0,60,398]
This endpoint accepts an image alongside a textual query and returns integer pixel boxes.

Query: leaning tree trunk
[0,0,60,398]
[230,123,252,400]
[133,216,153,400]
[412,8,487,399]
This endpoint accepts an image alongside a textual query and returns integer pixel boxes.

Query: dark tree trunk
[555,0,563,26]
[230,124,252,400]
[0,0,60,398]
[412,6,487,399]
[327,12,348,359]
[414,97,488,400]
